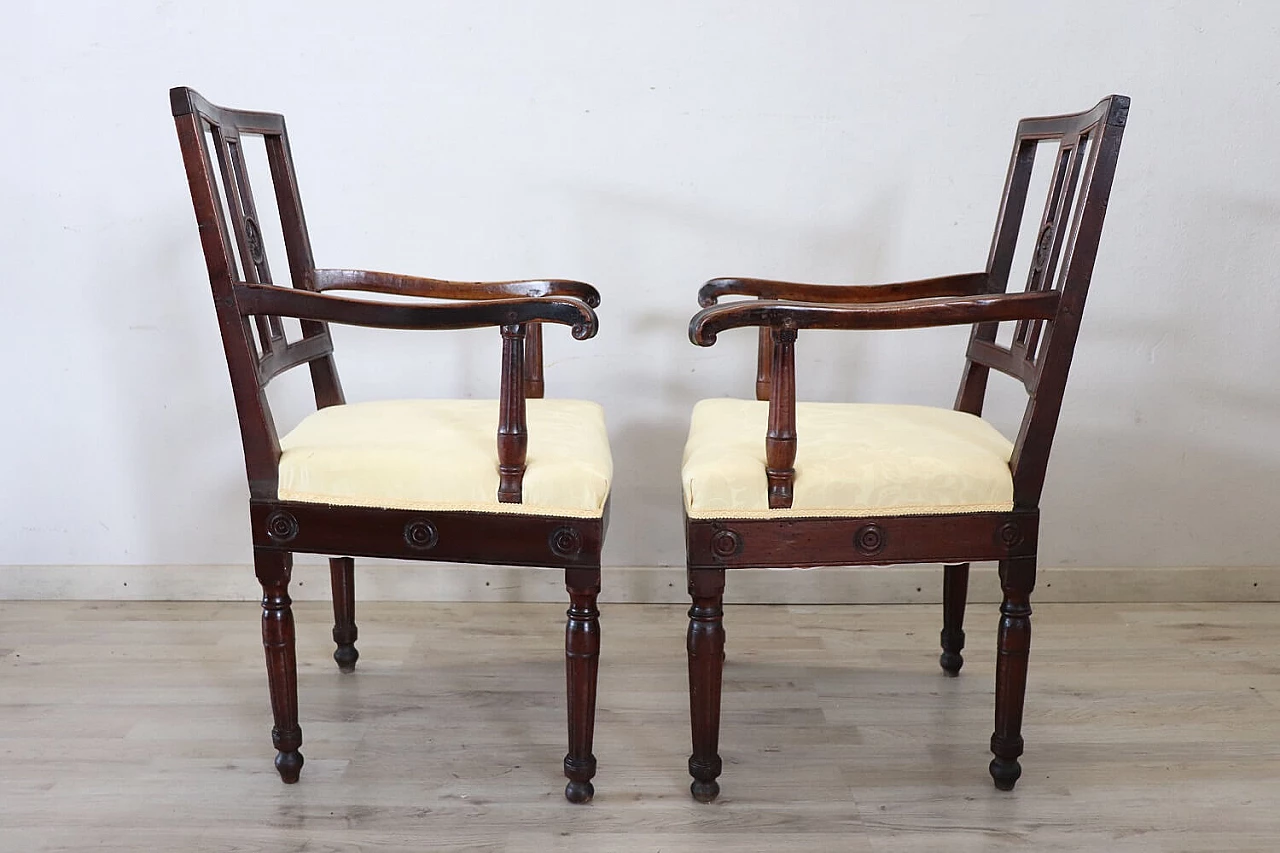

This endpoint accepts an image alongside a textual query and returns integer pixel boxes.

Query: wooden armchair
[681,95,1130,801]
[170,88,609,803]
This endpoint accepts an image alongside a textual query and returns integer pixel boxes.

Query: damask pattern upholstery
[278,399,612,518]
[682,398,1013,519]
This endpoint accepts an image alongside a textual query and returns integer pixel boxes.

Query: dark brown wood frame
[683,95,1129,801]
[171,87,606,803]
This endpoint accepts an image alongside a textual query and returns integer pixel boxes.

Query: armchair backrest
[956,94,1130,507]
[171,87,344,497]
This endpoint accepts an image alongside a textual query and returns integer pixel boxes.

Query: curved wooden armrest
[697,272,990,307]
[314,268,601,308]
[689,290,1058,345]
[235,284,599,339]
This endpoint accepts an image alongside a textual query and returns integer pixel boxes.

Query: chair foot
[329,557,359,673]
[564,779,595,804]
[688,754,723,803]
[940,563,969,677]
[333,643,359,673]
[989,756,1021,791]
[275,749,304,783]
[690,778,720,803]
[939,649,964,676]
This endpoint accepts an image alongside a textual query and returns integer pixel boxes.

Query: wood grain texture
[697,271,991,307]
[5,564,1280,604]
[314,268,601,306]
[3,600,1280,851]
[688,290,1060,344]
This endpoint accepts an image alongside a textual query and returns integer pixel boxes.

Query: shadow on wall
[87,209,254,567]
[1037,188,1280,567]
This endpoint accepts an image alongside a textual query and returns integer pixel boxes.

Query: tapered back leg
[328,557,358,672]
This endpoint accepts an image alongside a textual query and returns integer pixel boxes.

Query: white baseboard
[0,563,1276,603]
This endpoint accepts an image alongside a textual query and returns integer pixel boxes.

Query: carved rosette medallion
[244,216,265,265]
[266,510,299,543]
[1030,222,1055,274]
[996,520,1024,549]
[853,523,886,556]
[403,519,439,551]
[710,529,743,561]
[549,526,583,558]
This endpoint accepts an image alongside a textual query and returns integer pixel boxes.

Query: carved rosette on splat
[1030,222,1055,275]
[853,523,886,556]
[709,528,744,561]
[403,519,439,551]
[996,520,1024,549]
[265,510,299,543]
[244,216,265,266]
[549,526,583,559]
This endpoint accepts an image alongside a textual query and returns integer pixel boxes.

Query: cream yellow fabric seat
[278,399,611,518]
[682,398,1014,519]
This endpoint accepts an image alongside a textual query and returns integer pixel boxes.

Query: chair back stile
[171,87,344,498]
[955,95,1130,507]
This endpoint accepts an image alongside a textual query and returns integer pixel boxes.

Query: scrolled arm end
[532,296,599,340]
[573,283,602,310]
[689,300,763,346]
[697,278,738,308]
[696,279,727,306]
[689,324,717,347]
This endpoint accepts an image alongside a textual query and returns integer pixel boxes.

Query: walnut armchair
[171,88,609,803]
[681,95,1129,801]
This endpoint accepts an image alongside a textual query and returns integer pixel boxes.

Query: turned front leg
[990,555,1036,790]
[687,568,726,803]
[328,556,359,673]
[940,562,969,675]
[563,567,601,804]
[255,548,303,783]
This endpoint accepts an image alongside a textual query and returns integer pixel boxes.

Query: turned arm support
[765,326,798,508]
[497,324,528,502]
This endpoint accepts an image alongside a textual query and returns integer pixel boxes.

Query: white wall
[2,1,1278,572]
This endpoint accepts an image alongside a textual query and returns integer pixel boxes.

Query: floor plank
[2,601,1279,851]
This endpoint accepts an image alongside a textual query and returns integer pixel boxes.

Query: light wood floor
[2,600,1279,852]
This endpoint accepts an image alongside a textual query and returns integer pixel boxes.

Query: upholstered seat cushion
[682,398,1014,519]
[277,399,611,518]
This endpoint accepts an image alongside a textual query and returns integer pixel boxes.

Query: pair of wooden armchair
[172,88,1128,802]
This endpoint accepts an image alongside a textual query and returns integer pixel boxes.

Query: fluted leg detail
[329,557,359,673]
[256,548,302,783]
[687,568,726,803]
[940,562,969,675]
[990,555,1036,790]
[563,567,601,804]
